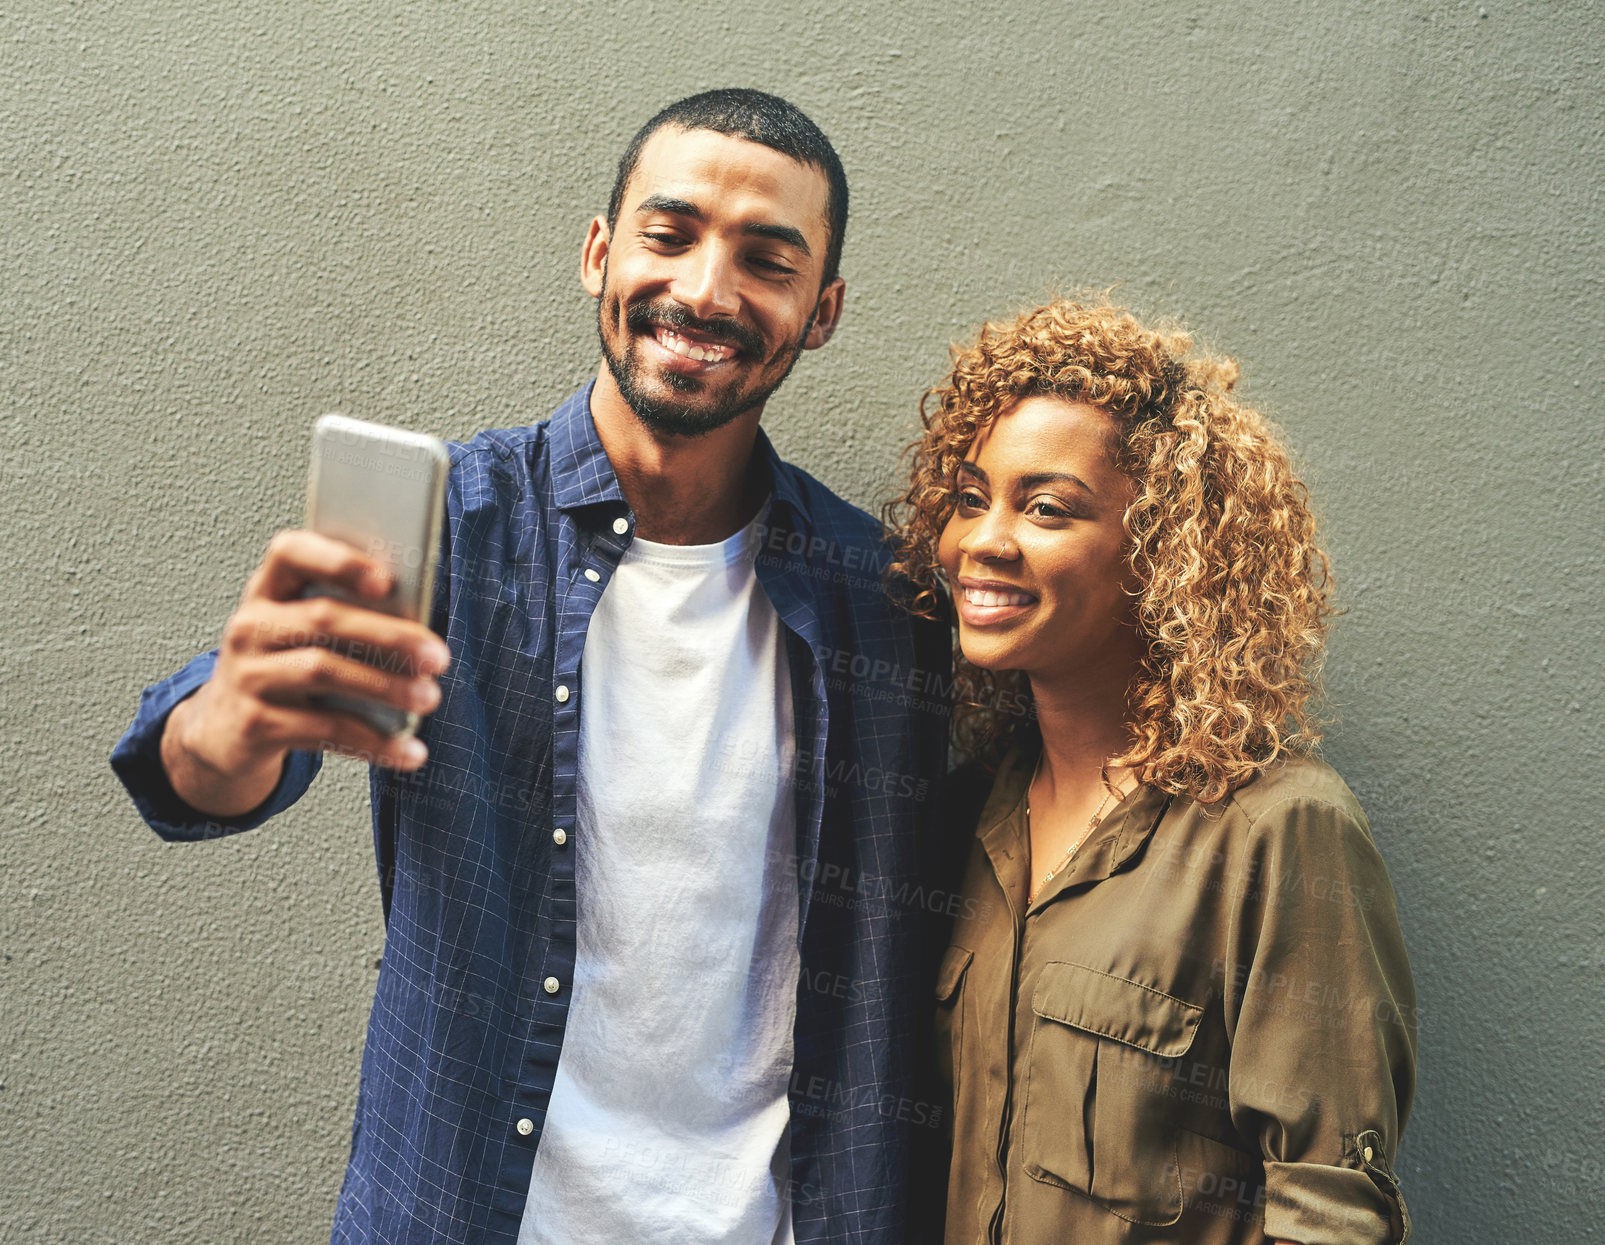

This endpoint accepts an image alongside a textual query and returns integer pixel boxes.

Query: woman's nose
[961,508,1018,564]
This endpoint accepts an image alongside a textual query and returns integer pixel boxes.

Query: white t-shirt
[519,507,800,1245]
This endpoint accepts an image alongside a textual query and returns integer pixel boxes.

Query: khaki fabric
[933,743,1415,1244]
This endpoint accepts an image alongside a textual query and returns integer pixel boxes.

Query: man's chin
[600,318,802,439]
[653,368,706,397]
[623,381,756,438]
[611,358,757,437]
[630,397,756,438]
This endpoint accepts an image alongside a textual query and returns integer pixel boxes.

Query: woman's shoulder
[1223,751,1373,839]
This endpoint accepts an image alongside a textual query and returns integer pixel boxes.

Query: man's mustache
[625,300,765,358]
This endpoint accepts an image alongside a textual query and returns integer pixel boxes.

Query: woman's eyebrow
[1018,470,1093,496]
[957,462,1093,496]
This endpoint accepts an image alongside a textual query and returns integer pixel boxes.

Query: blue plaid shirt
[111,382,951,1245]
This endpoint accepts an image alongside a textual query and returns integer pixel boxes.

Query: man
[111,89,950,1244]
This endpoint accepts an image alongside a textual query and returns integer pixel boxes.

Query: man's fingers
[263,705,430,770]
[207,533,448,780]
[243,646,443,717]
[234,596,450,676]
[247,529,393,605]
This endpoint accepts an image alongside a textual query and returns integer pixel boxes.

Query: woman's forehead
[968,397,1118,468]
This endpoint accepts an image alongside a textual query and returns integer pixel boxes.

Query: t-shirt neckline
[623,497,772,569]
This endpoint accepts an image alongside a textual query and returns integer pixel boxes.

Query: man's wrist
[160,693,286,819]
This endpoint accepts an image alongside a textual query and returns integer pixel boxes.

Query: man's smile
[624,296,764,374]
[647,324,739,369]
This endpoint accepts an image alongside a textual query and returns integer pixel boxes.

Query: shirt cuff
[109,649,321,841]
[1264,1132,1410,1244]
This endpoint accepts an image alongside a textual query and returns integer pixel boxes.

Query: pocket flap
[935,944,974,1001]
[1031,961,1202,1057]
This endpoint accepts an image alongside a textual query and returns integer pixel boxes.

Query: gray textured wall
[4,1,1600,1241]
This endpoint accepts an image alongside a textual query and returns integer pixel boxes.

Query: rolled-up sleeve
[1223,797,1417,1244]
[109,648,322,842]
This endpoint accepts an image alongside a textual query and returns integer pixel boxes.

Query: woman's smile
[955,575,1039,625]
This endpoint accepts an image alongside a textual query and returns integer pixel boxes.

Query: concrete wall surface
[4,1,1601,1241]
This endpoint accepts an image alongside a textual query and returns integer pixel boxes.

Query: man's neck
[589,363,770,545]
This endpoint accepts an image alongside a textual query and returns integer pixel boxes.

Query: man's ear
[580,216,610,298]
[803,277,845,350]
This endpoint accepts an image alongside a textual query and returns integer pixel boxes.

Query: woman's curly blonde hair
[885,296,1335,804]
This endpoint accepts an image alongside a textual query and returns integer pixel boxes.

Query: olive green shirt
[933,744,1415,1244]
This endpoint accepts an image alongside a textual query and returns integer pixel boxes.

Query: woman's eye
[1028,497,1073,520]
[955,488,987,511]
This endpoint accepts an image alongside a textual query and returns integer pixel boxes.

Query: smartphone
[303,414,450,738]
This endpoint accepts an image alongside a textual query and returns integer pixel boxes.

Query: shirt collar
[976,737,1173,901]
[549,379,628,513]
[754,425,810,528]
[547,378,811,528]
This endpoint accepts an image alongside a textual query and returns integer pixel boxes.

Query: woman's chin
[958,639,1024,673]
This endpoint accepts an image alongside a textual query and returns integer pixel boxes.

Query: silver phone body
[304,414,449,738]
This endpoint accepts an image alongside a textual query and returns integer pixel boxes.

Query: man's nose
[673,240,741,322]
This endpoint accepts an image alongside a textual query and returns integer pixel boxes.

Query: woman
[890,298,1416,1244]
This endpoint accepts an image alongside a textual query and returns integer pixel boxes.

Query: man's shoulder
[448,420,553,467]
[763,453,950,649]
[769,455,886,547]
[444,420,556,509]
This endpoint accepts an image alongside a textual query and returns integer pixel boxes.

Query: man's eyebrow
[634,194,812,256]
[635,194,703,220]
[744,222,811,255]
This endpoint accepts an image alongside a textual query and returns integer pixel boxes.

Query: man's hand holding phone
[159,530,450,819]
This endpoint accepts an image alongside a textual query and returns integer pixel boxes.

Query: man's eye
[643,232,685,247]
[752,258,796,275]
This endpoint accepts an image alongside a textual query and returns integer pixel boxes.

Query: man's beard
[597,270,813,438]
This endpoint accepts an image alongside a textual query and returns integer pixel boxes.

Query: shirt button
[584,568,600,583]
[516,1117,534,1136]
[555,685,570,703]
[613,517,629,535]
[543,976,561,995]
[552,828,568,846]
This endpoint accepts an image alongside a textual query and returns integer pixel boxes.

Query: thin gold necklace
[1026,752,1122,904]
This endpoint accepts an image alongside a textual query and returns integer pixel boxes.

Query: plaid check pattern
[112,382,952,1244]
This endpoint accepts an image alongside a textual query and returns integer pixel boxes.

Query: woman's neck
[1026,635,1146,792]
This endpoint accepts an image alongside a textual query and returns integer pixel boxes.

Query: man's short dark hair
[607,88,849,288]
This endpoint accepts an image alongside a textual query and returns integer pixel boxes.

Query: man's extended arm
[111,529,449,838]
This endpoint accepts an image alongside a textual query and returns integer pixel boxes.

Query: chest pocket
[1022,960,1203,1227]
